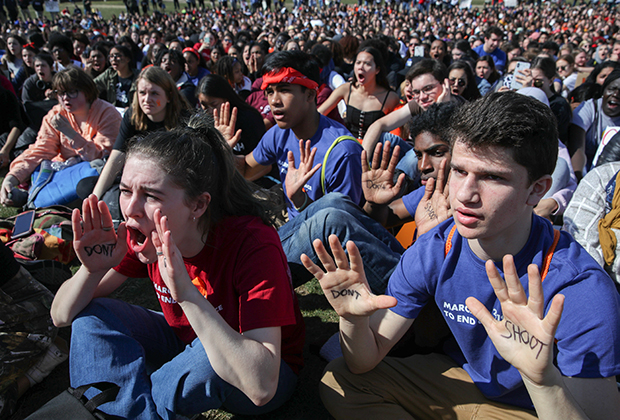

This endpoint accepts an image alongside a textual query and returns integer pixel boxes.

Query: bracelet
[294,191,309,212]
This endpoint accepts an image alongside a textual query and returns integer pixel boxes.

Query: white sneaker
[24,339,68,385]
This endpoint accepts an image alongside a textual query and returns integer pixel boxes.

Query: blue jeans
[279,193,405,295]
[70,298,298,420]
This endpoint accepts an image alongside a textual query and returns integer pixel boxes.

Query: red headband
[182,47,200,60]
[261,67,318,92]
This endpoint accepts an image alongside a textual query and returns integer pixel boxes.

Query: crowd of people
[1,1,620,419]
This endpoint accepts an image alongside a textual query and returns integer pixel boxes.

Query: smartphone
[511,61,531,91]
[12,210,35,239]
[414,46,425,57]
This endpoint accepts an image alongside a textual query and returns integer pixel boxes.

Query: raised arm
[568,124,586,179]
[302,235,412,373]
[238,151,273,181]
[361,103,417,155]
[51,195,129,326]
[466,255,620,419]
[151,209,283,406]
[92,149,125,199]
[318,83,349,117]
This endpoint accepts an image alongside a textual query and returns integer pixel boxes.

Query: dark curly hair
[409,101,461,143]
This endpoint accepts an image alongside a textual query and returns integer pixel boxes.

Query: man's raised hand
[414,158,451,235]
[284,139,321,205]
[466,255,564,386]
[361,141,405,205]
[301,235,397,319]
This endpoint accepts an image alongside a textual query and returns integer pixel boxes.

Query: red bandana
[261,67,319,92]
[182,47,200,61]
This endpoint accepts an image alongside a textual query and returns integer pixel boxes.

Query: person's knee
[315,192,351,210]
[309,208,355,237]
[71,298,116,331]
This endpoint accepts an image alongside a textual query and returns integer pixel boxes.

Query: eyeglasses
[109,54,125,60]
[55,90,79,99]
[411,82,439,99]
[449,77,466,87]
[557,65,569,72]
[533,79,544,88]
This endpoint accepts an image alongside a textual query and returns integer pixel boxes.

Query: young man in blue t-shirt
[235,50,363,219]
[304,92,620,419]
[282,102,457,294]
[473,26,507,74]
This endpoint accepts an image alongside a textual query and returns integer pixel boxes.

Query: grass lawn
[56,0,489,21]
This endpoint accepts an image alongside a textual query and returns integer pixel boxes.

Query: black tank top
[344,84,391,140]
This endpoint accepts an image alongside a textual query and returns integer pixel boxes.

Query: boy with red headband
[237,50,363,219]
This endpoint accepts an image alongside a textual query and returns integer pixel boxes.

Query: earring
[193,216,196,222]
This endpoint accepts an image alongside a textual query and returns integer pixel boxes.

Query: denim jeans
[70,298,298,420]
[279,193,405,295]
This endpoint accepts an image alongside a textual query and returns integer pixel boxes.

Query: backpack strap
[541,229,561,282]
[321,135,361,195]
[444,224,457,257]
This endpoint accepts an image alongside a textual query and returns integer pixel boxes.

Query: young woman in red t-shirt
[51,114,304,419]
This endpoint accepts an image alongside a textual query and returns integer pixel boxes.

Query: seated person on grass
[50,115,304,420]
[235,50,363,219]
[283,101,458,295]
[303,92,620,420]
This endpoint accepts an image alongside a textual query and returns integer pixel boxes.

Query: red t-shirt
[114,215,305,374]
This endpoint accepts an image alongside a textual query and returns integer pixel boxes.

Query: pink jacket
[9,98,122,183]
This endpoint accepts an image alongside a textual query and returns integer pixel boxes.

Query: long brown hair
[126,113,274,231]
[131,66,190,131]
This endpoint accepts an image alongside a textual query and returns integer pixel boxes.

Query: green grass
[65,0,490,21]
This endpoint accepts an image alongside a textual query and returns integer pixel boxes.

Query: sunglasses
[533,79,544,88]
[449,77,466,87]
[557,65,569,72]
